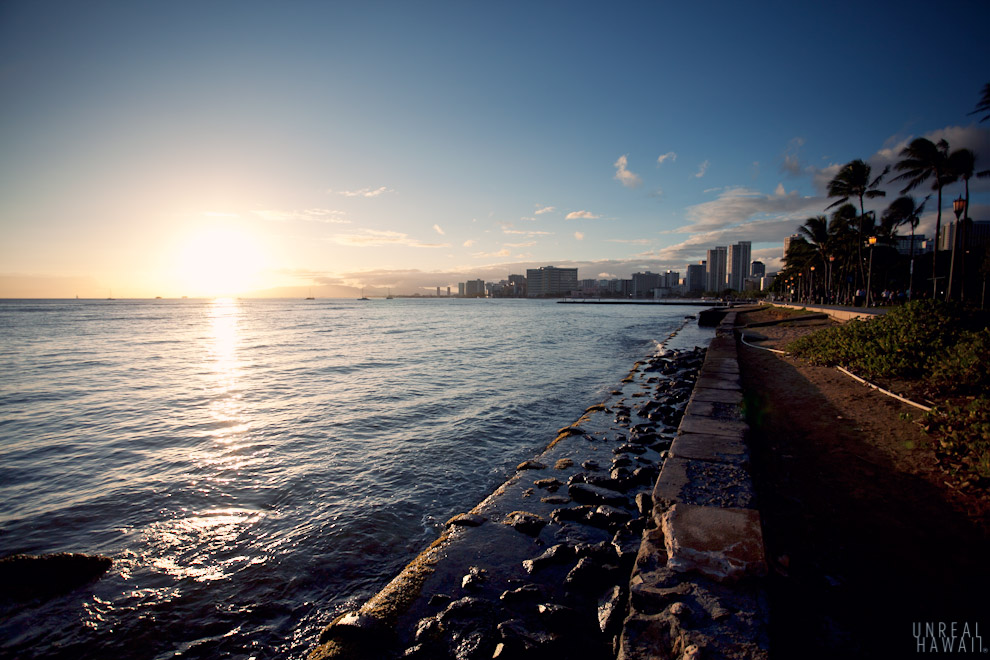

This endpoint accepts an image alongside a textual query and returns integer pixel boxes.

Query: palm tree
[881,195,928,299]
[970,82,990,123]
[891,138,955,297]
[798,215,831,301]
[826,159,889,288]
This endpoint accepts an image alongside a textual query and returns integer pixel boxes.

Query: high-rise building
[728,241,752,291]
[686,263,706,293]
[751,261,766,278]
[631,271,661,298]
[464,279,486,297]
[436,286,441,297]
[526,266,578,297]
[706,247,727,292]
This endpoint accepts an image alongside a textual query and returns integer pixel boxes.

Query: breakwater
[309,319,728,659]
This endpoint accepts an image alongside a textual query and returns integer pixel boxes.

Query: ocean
[0,297,711,659]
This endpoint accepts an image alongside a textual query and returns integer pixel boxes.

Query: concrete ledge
[669,432,750,466]
[653,457,755,509]
[772,302,885,323]
[661,504,767,582]
[683,398,743,421]
[677,415,748,438]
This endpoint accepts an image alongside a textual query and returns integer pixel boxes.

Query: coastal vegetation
[776,81,990,305]
[785,300,990,489]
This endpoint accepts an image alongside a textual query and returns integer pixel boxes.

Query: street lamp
[828,255,835,303]
[947,196,967,301]
[866,236,877,307]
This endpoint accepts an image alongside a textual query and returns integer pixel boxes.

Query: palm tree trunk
[933,187,942,298]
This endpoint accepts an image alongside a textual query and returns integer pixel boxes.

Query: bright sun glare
[174,226,268,297]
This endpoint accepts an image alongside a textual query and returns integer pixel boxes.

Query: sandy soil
[736,307,990,658]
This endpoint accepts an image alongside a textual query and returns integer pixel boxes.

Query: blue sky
[2,1,989,297]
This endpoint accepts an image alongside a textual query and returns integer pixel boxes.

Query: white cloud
[433,224,445,235]
[254,208,351,224]
[780,137,805,176]
[462,239,476,247]
[503,228,554,236]
[472,248,511,258]
[333,229,448,248]
[574,231,585,240]
[329,186,394,198]
[607,238,651,244]
[657,152,677,165]
[614,154,642,188]
[774,183,787,196]
[677,186,823,234]
[694,160,710,178]
[504,241,536,248]
[535,205,556,215]
[565,210,601,220]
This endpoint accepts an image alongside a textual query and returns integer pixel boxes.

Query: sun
[174,226,268,297]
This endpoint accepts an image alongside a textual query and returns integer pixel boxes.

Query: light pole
[810,265,816,303]
[828,255,835,304]
[866,236,877,306]
[946,196,966,302]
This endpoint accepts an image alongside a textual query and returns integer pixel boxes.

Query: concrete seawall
[618,310,769,659]
[772,302,885,322]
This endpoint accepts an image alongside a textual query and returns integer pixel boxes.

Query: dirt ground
[736,307,990,658]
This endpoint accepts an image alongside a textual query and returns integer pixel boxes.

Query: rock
[550,505,593,524]
[0,553,112,602]
[496,618,553,654]
[612,527,641,563]
[609,466,632,483]
[516,460,546,471]
[564,557,617,591]
[598,585,627,634]
[554,458,573,470]
[540,495,570,504]
[317,610,386,648]
[635,492,653,517]
[575,541,618,562]
[461,566,488,590]
[522,488,534,498]
[568,483,628,507]
[522,543,574,573]
[534,477,562,491]
[586,505,632,530]
[428,593,451,608]
[581,460,601,471]
[414,616,443,644]
[614,443,646,455]
[445,513,487,528]
[611,455,633,468]
[631,465,658,485]
[499,583,545,603]
[503,511,548,536]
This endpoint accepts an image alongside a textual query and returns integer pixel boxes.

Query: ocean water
[0,298,710,659]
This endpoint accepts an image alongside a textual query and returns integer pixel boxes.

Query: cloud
[462,239,476,247]
[574,231,585,240]
[565,210,600,220]
[780,137,805,176]
[774,183,787,196]
[502,228,554,236]
[329,186,394,198]
[433,224,445,235]
[613,154,642,188]
[253,208,350,224]
[657,152,677,165]
[607,238,651,244]
[333,229,449,248]
[504,241,536,248]
[677,186,822,234]
[694,160,710,178]
[472,248,512,258]
[535,205,556,215]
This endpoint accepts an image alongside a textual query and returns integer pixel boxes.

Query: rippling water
[0,298,710,659]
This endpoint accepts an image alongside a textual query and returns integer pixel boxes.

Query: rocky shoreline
[309,318,728,660]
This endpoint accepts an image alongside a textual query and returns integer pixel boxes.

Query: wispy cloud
[607,238,651,244]
[433,224,445,235]
[502,227,554,236]
[504,241,536,248]
[534,205,556,215]
[780,137,805,176]
[254,208,351,224]
[574,231,585,240]
[565,210,600,220]
[333,229,448,248]
[694,160,710,178]
[657,151,677,165]
[472,248,511,258]
[329,186,394,198]
[677,186,822,234]
[613,154,642,188]
[462,239,476,247]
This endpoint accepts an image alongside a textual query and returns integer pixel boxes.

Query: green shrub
[923,397,990,483]
[929,328,990,396]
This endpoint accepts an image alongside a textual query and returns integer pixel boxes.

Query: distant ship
[305,288,315,300]
[386,288,393,300]
[357,288,370,301]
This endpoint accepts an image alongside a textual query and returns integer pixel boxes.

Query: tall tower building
[728,241,752,291]
[783,234,801,259]
[706,247,727,292]
[686,263,706,293]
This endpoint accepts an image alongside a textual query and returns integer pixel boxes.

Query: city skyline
[2,2,989,298]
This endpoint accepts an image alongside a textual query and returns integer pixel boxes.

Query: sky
[2,1,989,298]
